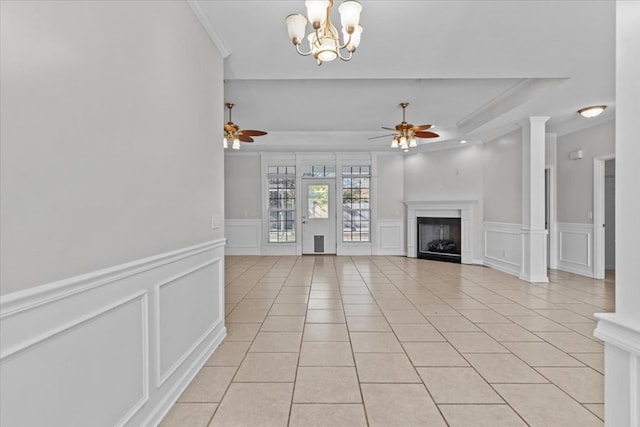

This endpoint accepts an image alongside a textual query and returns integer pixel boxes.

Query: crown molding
[187,0,231,58]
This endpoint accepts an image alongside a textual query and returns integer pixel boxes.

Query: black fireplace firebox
[417,217,462,263]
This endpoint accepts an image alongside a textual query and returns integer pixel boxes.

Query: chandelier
[285,0,363,65]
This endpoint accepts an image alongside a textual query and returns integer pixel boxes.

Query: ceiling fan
[223,102,267,149]
[370,102,439,150]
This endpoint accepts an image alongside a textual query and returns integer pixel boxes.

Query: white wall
[404,145,484,201]
[556,121,614,276]
[224,153,262,219]
[374,153,405,255]
[0,1,227,425]
[557,121,615,223]
[0,0,224,295]
[481,130,523,275]
[482,130,522,224]
[594,3,640,426]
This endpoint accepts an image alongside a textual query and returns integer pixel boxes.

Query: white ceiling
[195,0,615,152]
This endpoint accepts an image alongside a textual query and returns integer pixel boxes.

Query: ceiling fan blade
[381,126,396,131]
[238,135,254,143]
[239,130,267,137]
[414,131,440,138]
[368,134,396,140]
[410,124,432,131]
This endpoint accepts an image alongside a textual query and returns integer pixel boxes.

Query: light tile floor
[161,256,614,427]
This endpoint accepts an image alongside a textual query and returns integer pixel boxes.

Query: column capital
[529,116,550,124]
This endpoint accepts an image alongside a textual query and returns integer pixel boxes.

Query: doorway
[593,154,615,279]
[302,179,336,254]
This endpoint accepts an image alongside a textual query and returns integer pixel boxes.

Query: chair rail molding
[0,239,226,427]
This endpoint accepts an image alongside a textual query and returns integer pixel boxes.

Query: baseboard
[0,239,226,427]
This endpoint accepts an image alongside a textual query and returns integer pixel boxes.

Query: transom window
[268,166,296,242]
[303,165,336,178]
[342,166,370,242]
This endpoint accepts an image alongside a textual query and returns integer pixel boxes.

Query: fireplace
[404,200,478,264]
[417,217,462,263]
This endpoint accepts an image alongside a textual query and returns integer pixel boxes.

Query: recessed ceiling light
[460,140,467,144]
[577,105,606,118]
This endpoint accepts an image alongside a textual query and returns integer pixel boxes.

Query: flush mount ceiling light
[223,103,267,150]
[285,0,363,65]
[577,105,607,118]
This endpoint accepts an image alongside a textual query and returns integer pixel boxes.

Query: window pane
[268,166,296,243]
[342,166,371,242]
[308,184,329,218]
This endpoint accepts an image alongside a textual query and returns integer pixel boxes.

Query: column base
[594,313,640,426]
[520,228,548,283]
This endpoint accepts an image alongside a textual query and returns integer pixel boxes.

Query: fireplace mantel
[404,200,479,264]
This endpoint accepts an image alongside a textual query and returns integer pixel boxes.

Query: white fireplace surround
[405,200,479,264]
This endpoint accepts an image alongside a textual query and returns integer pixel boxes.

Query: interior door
[302,179,336,254]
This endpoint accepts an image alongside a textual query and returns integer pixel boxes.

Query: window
[308,184,329,218]
[268,166,296,242]
[303,165,336,178]
[342,166,370,242]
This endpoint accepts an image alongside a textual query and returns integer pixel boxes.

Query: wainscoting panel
[375,219,404,256]
[225,219,262,255]
[557,223,593,277]
[483,222,522,277]
[0,239,226,427]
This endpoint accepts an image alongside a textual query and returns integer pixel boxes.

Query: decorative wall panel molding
[483,222,522,277]
[0,239,226,427]
[225,219,262,255]
[374,219,404,256]
[557,222,594,277]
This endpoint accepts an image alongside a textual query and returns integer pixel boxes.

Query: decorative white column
[594,2,640,426]
[520,116,549,283]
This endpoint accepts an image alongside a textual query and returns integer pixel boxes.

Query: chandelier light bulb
[223,137,228,149]
[286,14,307,45]
[305,0,329,28]
[338,1,362,31]
[391,138,399,148]
[400,136,408,149]
[232,138,240,150]
[409,137,417,148]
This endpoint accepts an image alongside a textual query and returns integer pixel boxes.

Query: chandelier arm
[337,48,353,61]
[295,43,313,56]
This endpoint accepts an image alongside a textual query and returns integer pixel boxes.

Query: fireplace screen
[417,217,462,263]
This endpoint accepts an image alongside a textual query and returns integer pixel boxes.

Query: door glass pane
[308,184,329,218]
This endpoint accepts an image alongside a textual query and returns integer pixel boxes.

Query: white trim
[557,222,594,277]
[483,222,522,277]
[404,200,479,264]
[546,165,559,269]
[186,0,231,58]
[0,240,226,427]
[155,259,220,386]
[225,219,262,255]
[0,239,225,316]
[374,219,404,256]
[594,313,640,427]
[594,153,615,279]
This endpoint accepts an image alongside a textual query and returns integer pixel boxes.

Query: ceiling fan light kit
[374,102,439,152]
[577,105,607,118]
[286,0,362,65]
[223,103,268,150]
